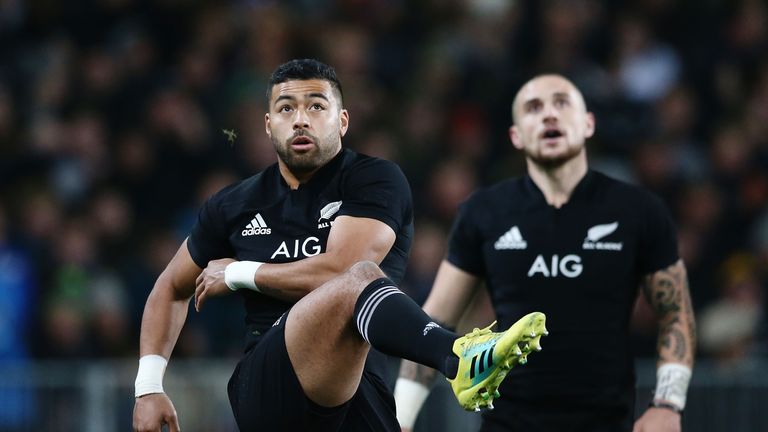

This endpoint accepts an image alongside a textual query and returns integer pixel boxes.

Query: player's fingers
[134,422,160,432]
[196,287,207,312]
[166,412,181,432]
[195,270,205,287]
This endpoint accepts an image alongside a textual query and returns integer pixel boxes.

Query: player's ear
[510,125,523,150]
[339,109,349,138]
[265,113,271,137]
[584,112,595,139]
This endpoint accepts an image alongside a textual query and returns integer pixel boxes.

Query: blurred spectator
[699,253,764,369]
[0,203,37,429]
[352,129,402,162]
[401,220,448,304]
[39,218,98,358]
[423,158,478,224]
[614,14,681,102]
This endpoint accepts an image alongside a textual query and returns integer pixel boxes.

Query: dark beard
[527,145,582,169]
[272,130,340,174]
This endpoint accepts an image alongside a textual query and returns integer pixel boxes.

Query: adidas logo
[469,346,495,380]
[241,213,272,236]
[494,226,527,250]
[423,321,440,336]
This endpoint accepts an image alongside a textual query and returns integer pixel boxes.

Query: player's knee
[345,261,385,288]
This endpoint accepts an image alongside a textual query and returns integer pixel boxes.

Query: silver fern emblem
[586,222,619,241]
[318,201,342,221]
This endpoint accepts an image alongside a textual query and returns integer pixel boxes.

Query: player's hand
[133,393,181,432]
[194,258,236,312]
[632,406,681,432]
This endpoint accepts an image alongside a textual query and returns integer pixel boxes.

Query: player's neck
[526,156,588,208]
[277,161,320,190]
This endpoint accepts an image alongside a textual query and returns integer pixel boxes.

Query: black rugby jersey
[187,148,413,343]
[448,170,678,413]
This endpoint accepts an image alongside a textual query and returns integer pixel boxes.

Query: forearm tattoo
[642,259,696,365]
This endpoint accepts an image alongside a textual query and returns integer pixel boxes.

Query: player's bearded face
[271,128,341,174]
[512,76,594,168]
[524,134,584,168]
[266,79,347,174]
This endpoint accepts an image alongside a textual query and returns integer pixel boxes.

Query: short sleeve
[637,192,679,274]
[446,196,485,276]
[338,158,413,233]
[187,191,235,268]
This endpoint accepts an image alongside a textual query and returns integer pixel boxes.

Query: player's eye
[526,102,542,113]
[309,103,325,111]
[554,98,569,108]
[279,105,293,113]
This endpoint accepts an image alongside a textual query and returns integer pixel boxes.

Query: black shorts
[227,310,399,432]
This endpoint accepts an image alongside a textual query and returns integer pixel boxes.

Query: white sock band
[394,378,430,429]
[224,261,263,292]
[355,286,402,344]
[654,363,692,410]
[135,355,168,397]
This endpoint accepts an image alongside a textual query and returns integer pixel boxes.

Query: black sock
[354,277,458,378]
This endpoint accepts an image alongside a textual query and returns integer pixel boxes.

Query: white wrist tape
[394,378,430,429]
[654,363,692,410]
[135,355,168,397]
[224,261,263,292]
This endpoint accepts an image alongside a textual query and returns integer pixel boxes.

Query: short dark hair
[267,59,343,105]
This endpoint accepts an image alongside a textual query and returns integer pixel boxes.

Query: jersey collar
[524,169,596,208]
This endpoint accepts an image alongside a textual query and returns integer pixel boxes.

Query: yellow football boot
[448,312,547,412]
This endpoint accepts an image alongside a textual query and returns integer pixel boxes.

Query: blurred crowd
[1,0,767,377]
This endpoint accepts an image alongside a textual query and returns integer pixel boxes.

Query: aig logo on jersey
[528,254,583,278]
[242,214,272,236]
[582,222,623,251]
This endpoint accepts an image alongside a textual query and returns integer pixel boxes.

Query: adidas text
[242,214,270,236]
[242,227,272,236]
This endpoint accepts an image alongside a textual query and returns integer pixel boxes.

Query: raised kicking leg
[284,260,459,406]
[285,260,547,410]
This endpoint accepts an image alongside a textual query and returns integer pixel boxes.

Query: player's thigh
[284,261,386,405]
[227,320,352,431]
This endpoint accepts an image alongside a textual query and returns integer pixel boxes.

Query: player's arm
[395,260,480,431]
[634,259,696,431]
[194,214,395,309]
[133,239,201,432]
[254,214,395,300]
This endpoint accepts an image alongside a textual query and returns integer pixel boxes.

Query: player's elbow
[151,270,193,303]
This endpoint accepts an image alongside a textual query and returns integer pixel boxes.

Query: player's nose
[542,103,558,122]
[293,109,310,129]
